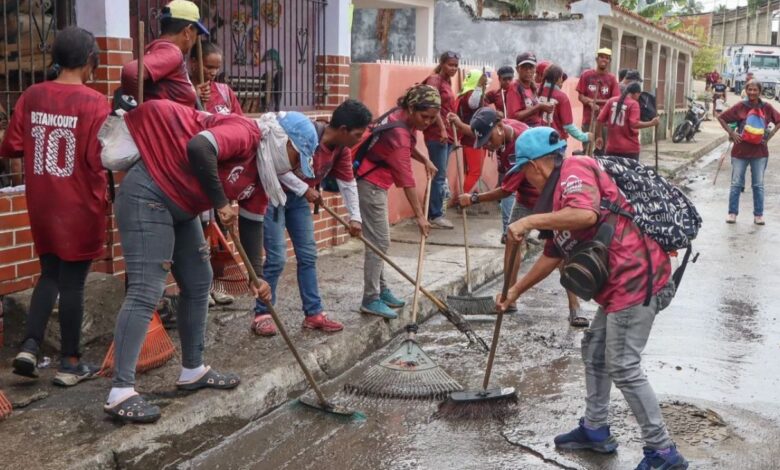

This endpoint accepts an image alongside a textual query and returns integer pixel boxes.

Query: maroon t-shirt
[505,81,543,127]
[495,119,529,173]
[501,169,540,210]
[485,88,507,115]
[539,86,575,139]
[0,82,110,261]
[303,143,354,188]
[543,157,671,313]
[206,82,244,116]
[422,74,455,143]
[719,101,780,159]
[598,96,641,155]
[357,109,416,190]
[124,100,267,217]
[576,69,620,126]
[121,39,197,108]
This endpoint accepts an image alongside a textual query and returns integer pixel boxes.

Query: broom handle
[713,141,732,185]
[227,225,329,406]
[410,177,432,326]
[321,203,451,313]
[482,242,519,390]
[196,38,206,101]
[452,124,472,294]
[137,21,145,105]
[587,106,598,156]
[502,89,507,119]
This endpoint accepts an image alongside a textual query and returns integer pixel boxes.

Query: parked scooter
[672,96,706,143]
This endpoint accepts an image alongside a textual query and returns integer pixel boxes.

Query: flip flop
[176,366,240,391]
[103,394,161,424]
[569,309,590,328]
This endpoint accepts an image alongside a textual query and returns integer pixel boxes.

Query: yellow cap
[164,0,209,35]
[597,48,612,57]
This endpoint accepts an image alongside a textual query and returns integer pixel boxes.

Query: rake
[346,179,462,400]
[319,203,488,352]
[447,124,495,315]
[206,220,252,296]
[437,242,521,419]
[227,225,362,418]
[0,389,11,420]
[98,311,175,377]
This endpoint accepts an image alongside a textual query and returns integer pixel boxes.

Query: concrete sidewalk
[0,122,726,469]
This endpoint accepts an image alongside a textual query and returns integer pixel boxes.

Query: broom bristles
[435,394,518,420]
[98,311,175,377]
[0,389,12,420]
[446,294,496,315]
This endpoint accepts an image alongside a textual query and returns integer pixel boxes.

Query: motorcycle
[672,97,706,143]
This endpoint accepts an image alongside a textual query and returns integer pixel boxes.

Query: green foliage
[508,0,533,15]
[693,44,722,79]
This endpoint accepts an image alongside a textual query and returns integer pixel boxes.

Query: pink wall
[354,63,584,224]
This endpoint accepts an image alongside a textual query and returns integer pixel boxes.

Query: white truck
[722,44,780,97]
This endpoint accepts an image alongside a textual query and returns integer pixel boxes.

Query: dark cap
[470,107,499,149]
[516,52,537,67]
[497,65,514,78]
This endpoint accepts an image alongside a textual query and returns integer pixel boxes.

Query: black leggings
[25,254,92,358]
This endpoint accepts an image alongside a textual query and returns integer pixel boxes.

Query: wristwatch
[470,192,480,204]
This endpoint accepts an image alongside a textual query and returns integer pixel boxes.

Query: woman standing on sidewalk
[357,85,438,319]
[2,27,110,386]
[456,69,488,192]
[718,80,780,225]
[594,82,659,160]
[538,64,591,149]
[422,51,459,229]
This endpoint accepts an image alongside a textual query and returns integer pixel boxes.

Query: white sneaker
[430,217,454,229]
[211,291,234,305]
[208,295,217,307]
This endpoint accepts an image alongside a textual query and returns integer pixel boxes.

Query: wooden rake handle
[451,124,472,294]
[227,225,329,406]
[410,177,433,326]
[137,21,145,105]
[482,241,520,390]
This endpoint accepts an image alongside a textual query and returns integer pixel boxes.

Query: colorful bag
[741,104,767,144]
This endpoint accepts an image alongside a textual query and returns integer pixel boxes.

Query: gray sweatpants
[582,286,676,449]
[112,162,212,388]
[358,179,390,304]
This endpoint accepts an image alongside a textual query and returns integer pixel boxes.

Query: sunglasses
[443,51,460,60]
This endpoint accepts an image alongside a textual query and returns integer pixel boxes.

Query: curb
[667,134,729,180]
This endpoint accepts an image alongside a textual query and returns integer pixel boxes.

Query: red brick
[0,276,34,295]
[0,264,14,281]
[96,37,132,51]
[16,260,40,277]
[0,197,10,212]
[0,231,12,248]
[94,66,122,81]
[0,212,30,229]
[0,245,32,264]
[14,229,32,244]
[10,195,26,212]
[99,51,133,66]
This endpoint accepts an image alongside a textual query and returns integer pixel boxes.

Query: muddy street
[178,144,780,470]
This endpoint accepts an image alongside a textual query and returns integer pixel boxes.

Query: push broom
[345,179,462,400]
[226,225,362,418]
[97,21,175,378]
[446,125,495,315]
[319,204,488,352]
[437,242,521,419]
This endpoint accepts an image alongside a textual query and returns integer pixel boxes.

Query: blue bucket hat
[509,126,566,174]
[278,111,317,179]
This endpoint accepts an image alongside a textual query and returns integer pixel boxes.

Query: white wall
[76,0,130,37]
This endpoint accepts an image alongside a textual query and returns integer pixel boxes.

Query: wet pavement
[182,143,780,470]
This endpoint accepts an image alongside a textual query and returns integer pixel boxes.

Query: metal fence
[131,0,327,114]
[0,0,75,188]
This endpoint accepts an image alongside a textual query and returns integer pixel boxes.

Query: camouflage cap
[404,84,441,110]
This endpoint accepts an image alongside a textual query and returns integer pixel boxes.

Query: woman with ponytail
[0,27,111,386]
[538,64,590,147]
[594,81,659,160]
[356,85,438,319]
[422,51,459,229]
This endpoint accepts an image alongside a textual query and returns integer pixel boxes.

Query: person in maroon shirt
[189,42,243,115]
[718,80,780,225]
[250,99,372,337]
[576,48,620,153]
[505,52,552,128]
[121,0,209,108]
[456,69,488,192]
[422,51,459,229]
[497,127,687,470]
[1,27,110,387]
[594,82,660,160]
[484,65,514,118]
[539,64,591,150]
[357,85,438,319]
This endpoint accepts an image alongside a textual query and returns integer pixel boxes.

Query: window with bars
[676,54,687,108]
[131,0,327,114]
[0,0,75,188]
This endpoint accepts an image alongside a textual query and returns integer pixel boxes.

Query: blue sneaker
[360,300,398,319]
[635,445,689,470]
[380,289,406,308]
[554,418,619,453]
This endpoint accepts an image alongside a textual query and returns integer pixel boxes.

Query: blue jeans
[426,140,452,220]
[497,172,515,234]
[729,157,768,216]
[255,191,323,317]
[113,162,212,387]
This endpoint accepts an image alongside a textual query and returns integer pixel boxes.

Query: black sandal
[103,394,161,424]
[569,309,590,328]
[176,366,240,391]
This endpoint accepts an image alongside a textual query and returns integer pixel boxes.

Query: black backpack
[638,91,657,122]
[351,107,409,177]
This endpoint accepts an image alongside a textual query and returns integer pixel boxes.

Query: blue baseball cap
[509,126,566,174]
[278,111,317,179]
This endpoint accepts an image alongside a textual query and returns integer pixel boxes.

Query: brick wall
[0,194,36,295]
[316,55,351,110]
